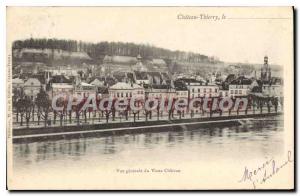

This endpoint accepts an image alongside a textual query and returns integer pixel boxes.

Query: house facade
[23,78,43,100]
[108,82,143,100]
[229,77,258,97]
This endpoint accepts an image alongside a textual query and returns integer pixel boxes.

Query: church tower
[261,56,271,82]
[134,54,147,71]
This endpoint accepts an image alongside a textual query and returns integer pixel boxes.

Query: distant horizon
[7,7,292,67]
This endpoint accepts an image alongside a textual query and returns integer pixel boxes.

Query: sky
[7,7,293,65]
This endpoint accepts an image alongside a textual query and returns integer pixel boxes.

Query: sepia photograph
[6,6,294,190]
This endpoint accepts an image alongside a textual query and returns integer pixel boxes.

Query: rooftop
[109,82,133,90]
[230,76,252,85]
[152,59,166,65]
[12,78,24,84]
[51,75,73,84]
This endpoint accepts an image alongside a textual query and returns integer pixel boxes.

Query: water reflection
[14,117,284,170]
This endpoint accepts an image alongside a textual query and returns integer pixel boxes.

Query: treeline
[13,38,219,63]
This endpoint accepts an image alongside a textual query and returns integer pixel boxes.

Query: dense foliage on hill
[13,38,219,63]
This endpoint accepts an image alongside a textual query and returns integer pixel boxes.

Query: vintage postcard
[6,7,294,190]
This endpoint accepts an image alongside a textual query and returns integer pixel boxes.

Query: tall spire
[261,56,271,82]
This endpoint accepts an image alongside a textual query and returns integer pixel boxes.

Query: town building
[262,77,283,97]
[113,72,135,83]
[151,59,168,72]
[145,84,176,100]
[89,78,105,87]
[45,65,87,77]
[17,62,48,75]
[12,78,24,91]
[174,80,189,99]
[229,76,258,97]
[177,78,219,98]
[49,75,74,98]
[190,83,219,98]
[23,78,43,100]
[147,72,163,85]
[219,89,229,97]
[108,82,144,100]
[74,82,97,97]
[134,71,150,85]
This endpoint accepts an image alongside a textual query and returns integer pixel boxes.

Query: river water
[12,116,285,189]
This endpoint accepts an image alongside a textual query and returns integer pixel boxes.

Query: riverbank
[13,112,282,143]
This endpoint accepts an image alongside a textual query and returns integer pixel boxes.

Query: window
[235,90,238,94]
[239,90,242,94]
[192,89,194,93]
[209,88,212,93]
[215,88,217,93]
[231,90,234,94]
[204,88,206,93]
[225,92,228,96]
[121,93,123,97]
[126,93,128,97]
[198,89,200,93]
[117,92,119,97]
[130,92,132,97]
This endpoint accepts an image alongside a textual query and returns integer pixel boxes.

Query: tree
[167,98,176,120]
[132,110,139,123]
[273,97,278,113]
[131,99,141,123]
[144,108,151,122]
[24,97,34,128]
[156,100,161,121]
[13,88,25,123]
[259,99,263,114]
[15,97,26,126]
[55,97,66,127]
[13,38,212,65]
[267,98,272,113]
[73,96,84,125]
[35,88,51,127]
[252,96,256,114]
[104,109,111,123]
[143,99,153,122]
[101,99,112,124]
[68,110,72,124]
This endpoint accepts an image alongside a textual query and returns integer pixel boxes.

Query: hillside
[12,38,221,66]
